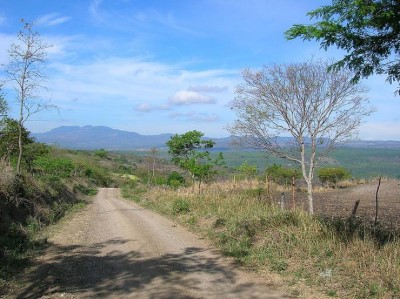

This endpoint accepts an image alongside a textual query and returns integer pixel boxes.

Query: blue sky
[0,0,399,140]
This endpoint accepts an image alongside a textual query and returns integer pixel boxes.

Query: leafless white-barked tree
[229,60,374,214]
[3,20,53,174]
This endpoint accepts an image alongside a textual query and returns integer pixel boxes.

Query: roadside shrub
[167,171,185,188]
[318,167,350,187]
[33,156,74,177]
[153,176,167,186]
[172,198,190,215]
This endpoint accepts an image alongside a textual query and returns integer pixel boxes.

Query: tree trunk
[16,117,23,175]
[300,139,315,214]
[306,179,314,214]
[292,175,296,209]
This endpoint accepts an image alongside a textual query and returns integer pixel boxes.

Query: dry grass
[128,179,400,299]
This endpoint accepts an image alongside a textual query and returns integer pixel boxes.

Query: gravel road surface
[12,188,293,299]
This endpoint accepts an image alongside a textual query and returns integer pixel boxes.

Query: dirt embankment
[8,188,293,299]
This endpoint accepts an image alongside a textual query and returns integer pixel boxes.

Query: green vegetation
[166,130,224,191]
[166,171,186,189]
[286,0,400,94]
[266,164,301,186]
[235,161,257,180]
[216,148,400,179]
[318,167,351,187]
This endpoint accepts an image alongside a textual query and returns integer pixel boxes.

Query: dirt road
[12,188,292,299]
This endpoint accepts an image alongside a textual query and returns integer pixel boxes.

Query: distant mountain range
[31,125,400,150]
[31,125,234,150]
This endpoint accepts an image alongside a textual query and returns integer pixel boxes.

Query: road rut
[12,188,292,299]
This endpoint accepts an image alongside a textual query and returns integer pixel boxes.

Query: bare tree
[228,60,374,214]
[3,20,53,174]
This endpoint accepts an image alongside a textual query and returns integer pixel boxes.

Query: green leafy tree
[0,118,33,162]
[166,130,224,192]
[317,167,350,187]
[23,142,50,172]
[286,0,400,94]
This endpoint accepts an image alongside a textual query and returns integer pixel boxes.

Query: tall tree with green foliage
[166,130,224,191]
[3,20,53,174]
[286,0,400,94]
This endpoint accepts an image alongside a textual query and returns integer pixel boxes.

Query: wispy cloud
[89,0,103,17]
[135,103,153,112]
[135,102,170,112]
[37,13,71,26]
[45,55,237,113]
[0,15,6,26]
[188,85,228,93]
[168,90,216,105]
[169,111,219,122]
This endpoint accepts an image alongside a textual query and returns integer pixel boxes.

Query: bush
[167,171,185,188]
[33,156,74,177]
[236,161,257,179]
[266,164,301,186]
[172,198,190,215]
[317,167,350,187]
[94,149,108,158]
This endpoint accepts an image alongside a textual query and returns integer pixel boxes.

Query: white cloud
[168,90,216,105]
[135,103,153,112]
[188,85,228,93]
[38,56,237,132]
[37,13,71,26]
[135,102,171,112]
[169,111,219,122]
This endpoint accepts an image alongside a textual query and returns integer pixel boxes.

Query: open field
[220,148,400,179]
[270,179,400,229]
[129,147,400,179]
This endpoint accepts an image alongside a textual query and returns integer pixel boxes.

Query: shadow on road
[16,238,285,298]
